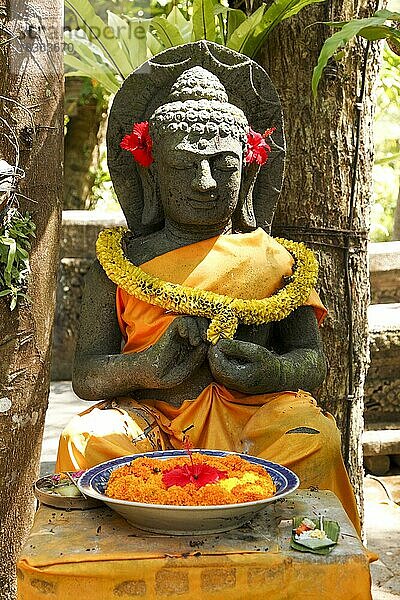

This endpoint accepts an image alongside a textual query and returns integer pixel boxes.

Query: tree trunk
[0,1,63,597]
[262,0,380,524]
[64,78,104,210]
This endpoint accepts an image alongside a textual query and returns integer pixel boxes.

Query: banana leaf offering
[291,515,340,555]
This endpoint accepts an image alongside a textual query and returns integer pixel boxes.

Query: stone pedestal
[17,490,372,600]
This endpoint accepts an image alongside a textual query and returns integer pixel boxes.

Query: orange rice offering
[105,454,276,506]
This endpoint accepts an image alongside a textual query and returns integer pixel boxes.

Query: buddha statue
[56,42,359,532]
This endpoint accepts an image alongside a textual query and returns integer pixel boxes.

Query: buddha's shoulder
[83,259,118,297]
[123,230,174,265]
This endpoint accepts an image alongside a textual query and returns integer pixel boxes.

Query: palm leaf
[64,0,130,78]
[151,16,185,48]
[227,4,266,54]
[192,0,216,41]
[237,0,326,58]
[167,7,193,43]
[312,9,400,97]
[108,13,151,70]
[64,54,120,93]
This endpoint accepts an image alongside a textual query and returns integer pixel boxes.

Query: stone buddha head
[147,66,256,233]
[107,41,285,236]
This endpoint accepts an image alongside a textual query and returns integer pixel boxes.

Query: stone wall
[51,212,400,427]
[365,242,400,427]
[51,210,125,380]
[369,242,400,304]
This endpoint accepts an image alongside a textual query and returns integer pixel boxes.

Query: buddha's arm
[73,261,208,401]
[207,306,326,394]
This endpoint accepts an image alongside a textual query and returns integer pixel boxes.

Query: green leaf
[375,151,400,165]
[374,9,400,21]
[108,12,150,70]
[147,31,163,55]
[227,9,246,41]
[64,53,120,94]
[151,16,185,48]
[64,0,131,78]
[10,294,17,311]
[228,0,325,57]
[0,289,11,297]
[192,0,216,41]
[167,7,193,43]
[291,517,340,555]
[359,25,400,42]
[313,11,400,97]
[227,4,266,54]
[281,0,326,22]
[3,237,16,287]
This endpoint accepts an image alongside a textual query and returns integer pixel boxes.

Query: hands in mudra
[208,338,280,394]
[148,316,280,394]
[143,316,209,388]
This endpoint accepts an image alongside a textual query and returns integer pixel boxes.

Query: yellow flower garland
[96,227,319,344]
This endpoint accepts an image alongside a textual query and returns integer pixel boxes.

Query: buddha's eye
[213,156,240,172]
[166,156,193,170]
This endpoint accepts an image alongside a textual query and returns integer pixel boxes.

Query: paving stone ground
[41,381,400,599]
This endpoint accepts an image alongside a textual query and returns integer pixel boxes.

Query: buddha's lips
[162,463,228,489]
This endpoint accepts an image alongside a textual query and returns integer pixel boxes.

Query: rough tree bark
[0,1,63,597]
[262,0,380,520]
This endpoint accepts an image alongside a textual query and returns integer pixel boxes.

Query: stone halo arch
[107,40,285,236]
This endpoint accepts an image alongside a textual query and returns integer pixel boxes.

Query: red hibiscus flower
[120,121,154,167]
[162,431,228,489]
[245,126,276,166]
[162,462,228,489]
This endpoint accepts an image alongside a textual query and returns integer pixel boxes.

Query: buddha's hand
[143,316,209,388]
[207,339,280,394]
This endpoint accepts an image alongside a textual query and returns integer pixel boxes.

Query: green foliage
[0,210,36,310]
[151,16,185,47]
[312,9,400,97]
[192,0,216,41]
[227,0,325,57]
[371,46,400,242]
[88,142,119,212]
[64,0,326,94]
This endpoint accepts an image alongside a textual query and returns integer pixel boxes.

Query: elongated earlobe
[140,165,164,228]
[232,163,259,232]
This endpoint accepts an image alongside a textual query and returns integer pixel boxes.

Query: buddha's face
[156,135,243,229]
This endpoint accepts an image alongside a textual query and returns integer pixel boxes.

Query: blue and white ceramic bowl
[78,449,299,535]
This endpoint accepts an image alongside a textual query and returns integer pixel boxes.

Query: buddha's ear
[232,163,259,232]
[140,164,164,228]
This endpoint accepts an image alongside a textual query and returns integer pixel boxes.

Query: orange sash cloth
[56,229,360,532]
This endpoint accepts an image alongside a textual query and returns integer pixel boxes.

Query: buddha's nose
[191,159,217,193]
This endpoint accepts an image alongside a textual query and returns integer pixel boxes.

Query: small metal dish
[34,473,102,510]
